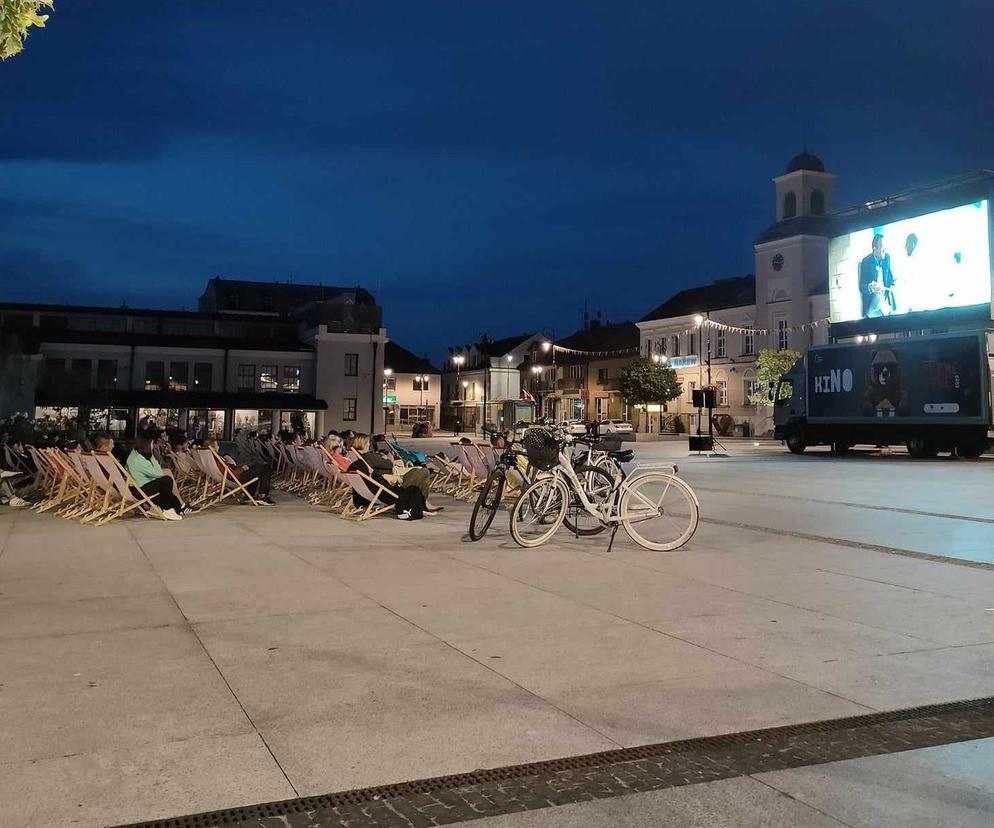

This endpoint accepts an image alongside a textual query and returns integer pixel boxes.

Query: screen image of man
[858,233,895,318]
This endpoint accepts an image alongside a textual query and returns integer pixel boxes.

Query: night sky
[2,1,992,361]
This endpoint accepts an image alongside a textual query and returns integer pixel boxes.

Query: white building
[637,152,833,434]
[0,278,388,439]
[382,341,441,430]
[441,333,545,432]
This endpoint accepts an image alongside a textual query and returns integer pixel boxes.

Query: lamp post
[414,374,425,422]
[693,315,705,435]
[531,364,542,421]
[452,354,465,434]
[383,367,393,427]
[540,333,555,420]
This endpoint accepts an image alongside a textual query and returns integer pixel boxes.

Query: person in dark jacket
[352,433,441,518]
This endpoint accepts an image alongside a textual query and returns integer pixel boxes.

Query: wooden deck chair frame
[341,469,398,521]
[90,452,168,526]
[195,446,261,506]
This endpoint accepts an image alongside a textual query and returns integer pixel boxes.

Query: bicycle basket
[522,428,561,470]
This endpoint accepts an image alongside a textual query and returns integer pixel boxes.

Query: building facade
[383,341,441,430]
[637,153,834,434]
[0,278,387,439]
[441,333,544,432]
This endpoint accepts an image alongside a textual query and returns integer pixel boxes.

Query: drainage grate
[114,696,994,828]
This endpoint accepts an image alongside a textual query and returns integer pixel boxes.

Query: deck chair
[341,467,398,521]
[194,446,261,506]
[90,452,167,526]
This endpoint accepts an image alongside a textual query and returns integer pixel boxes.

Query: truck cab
[772,357,808,453]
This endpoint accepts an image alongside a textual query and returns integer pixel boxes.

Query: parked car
[598,419,633,434]
[558,419,588,435]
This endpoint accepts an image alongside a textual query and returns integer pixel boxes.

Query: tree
[1,0,53,60]
[618,358,683,432]
[749,347,801,406]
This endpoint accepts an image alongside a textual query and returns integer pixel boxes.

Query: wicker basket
[522,428,561,470]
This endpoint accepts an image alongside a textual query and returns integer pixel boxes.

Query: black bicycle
[469,435,526,541]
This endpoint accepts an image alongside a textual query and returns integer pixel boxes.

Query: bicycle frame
[540,450,685,526]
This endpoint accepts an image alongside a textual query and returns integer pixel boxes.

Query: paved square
[1,445,992,826]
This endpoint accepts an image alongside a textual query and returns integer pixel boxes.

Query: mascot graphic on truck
[862,349,910,417]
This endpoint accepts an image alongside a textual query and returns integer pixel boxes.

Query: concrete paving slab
[0,591,184,640]
[771,643,994,710]
[267,694,618,795]
[0,625,251,762]
[542,668,868,746]
[452,775,845,827]
[757,737,994,828]
[0,732,294,828]
[647,602,934,671]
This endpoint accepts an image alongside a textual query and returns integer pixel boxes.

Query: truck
[773,332,993,458]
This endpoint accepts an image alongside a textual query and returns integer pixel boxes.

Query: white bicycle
[511,428,700,551]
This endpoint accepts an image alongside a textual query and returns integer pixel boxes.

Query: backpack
[393,484,426,520]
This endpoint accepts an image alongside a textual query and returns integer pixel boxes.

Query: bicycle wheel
[619,473,699,551]
[469,468,506,541]
[510,476,569,548]
[563,464,615,536]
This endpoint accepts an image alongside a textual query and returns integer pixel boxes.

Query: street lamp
[383,368,393,426]
[414,374,425,421]
[452,354,465,434]
[531,364,542,420]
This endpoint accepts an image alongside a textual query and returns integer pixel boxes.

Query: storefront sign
[383,393,397,404]
[669,356,699,369]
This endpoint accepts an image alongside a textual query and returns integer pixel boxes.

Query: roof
[385,341,440,375]
[754,214,832,244]
[556,321,640,353]
[478,333,535,357]
[198,277,378,314]
[785,152,825,174]
[639,276,755,322]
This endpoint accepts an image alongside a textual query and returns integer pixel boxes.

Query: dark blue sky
[2,1,992,360]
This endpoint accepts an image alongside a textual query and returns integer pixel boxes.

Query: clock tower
[754,152,836,351]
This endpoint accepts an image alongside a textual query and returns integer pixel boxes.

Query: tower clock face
[772,253,785,272]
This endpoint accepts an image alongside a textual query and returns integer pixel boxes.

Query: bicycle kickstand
[606,524,620,554]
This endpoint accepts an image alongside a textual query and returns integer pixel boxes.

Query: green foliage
[749,347,802,406]
[619,358,683,408]
[1,0,53,60]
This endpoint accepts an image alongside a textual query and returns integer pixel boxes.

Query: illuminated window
[343,397,357,421]
[283,365,301,393]
[260,365,278,391]
[716,380,728,407]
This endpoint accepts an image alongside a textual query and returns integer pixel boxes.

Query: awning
[34,389,328,410]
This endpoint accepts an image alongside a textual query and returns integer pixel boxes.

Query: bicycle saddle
[608,449,634,463]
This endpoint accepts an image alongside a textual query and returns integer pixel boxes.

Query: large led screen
[828,200,991,322]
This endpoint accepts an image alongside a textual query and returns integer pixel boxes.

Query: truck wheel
[907,436,938,459]
[957,439,986,459]
[785,429,806,454]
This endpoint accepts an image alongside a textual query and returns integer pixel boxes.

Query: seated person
[203,436,275,504]
[351,433,442,518]
[126,434,186,521]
